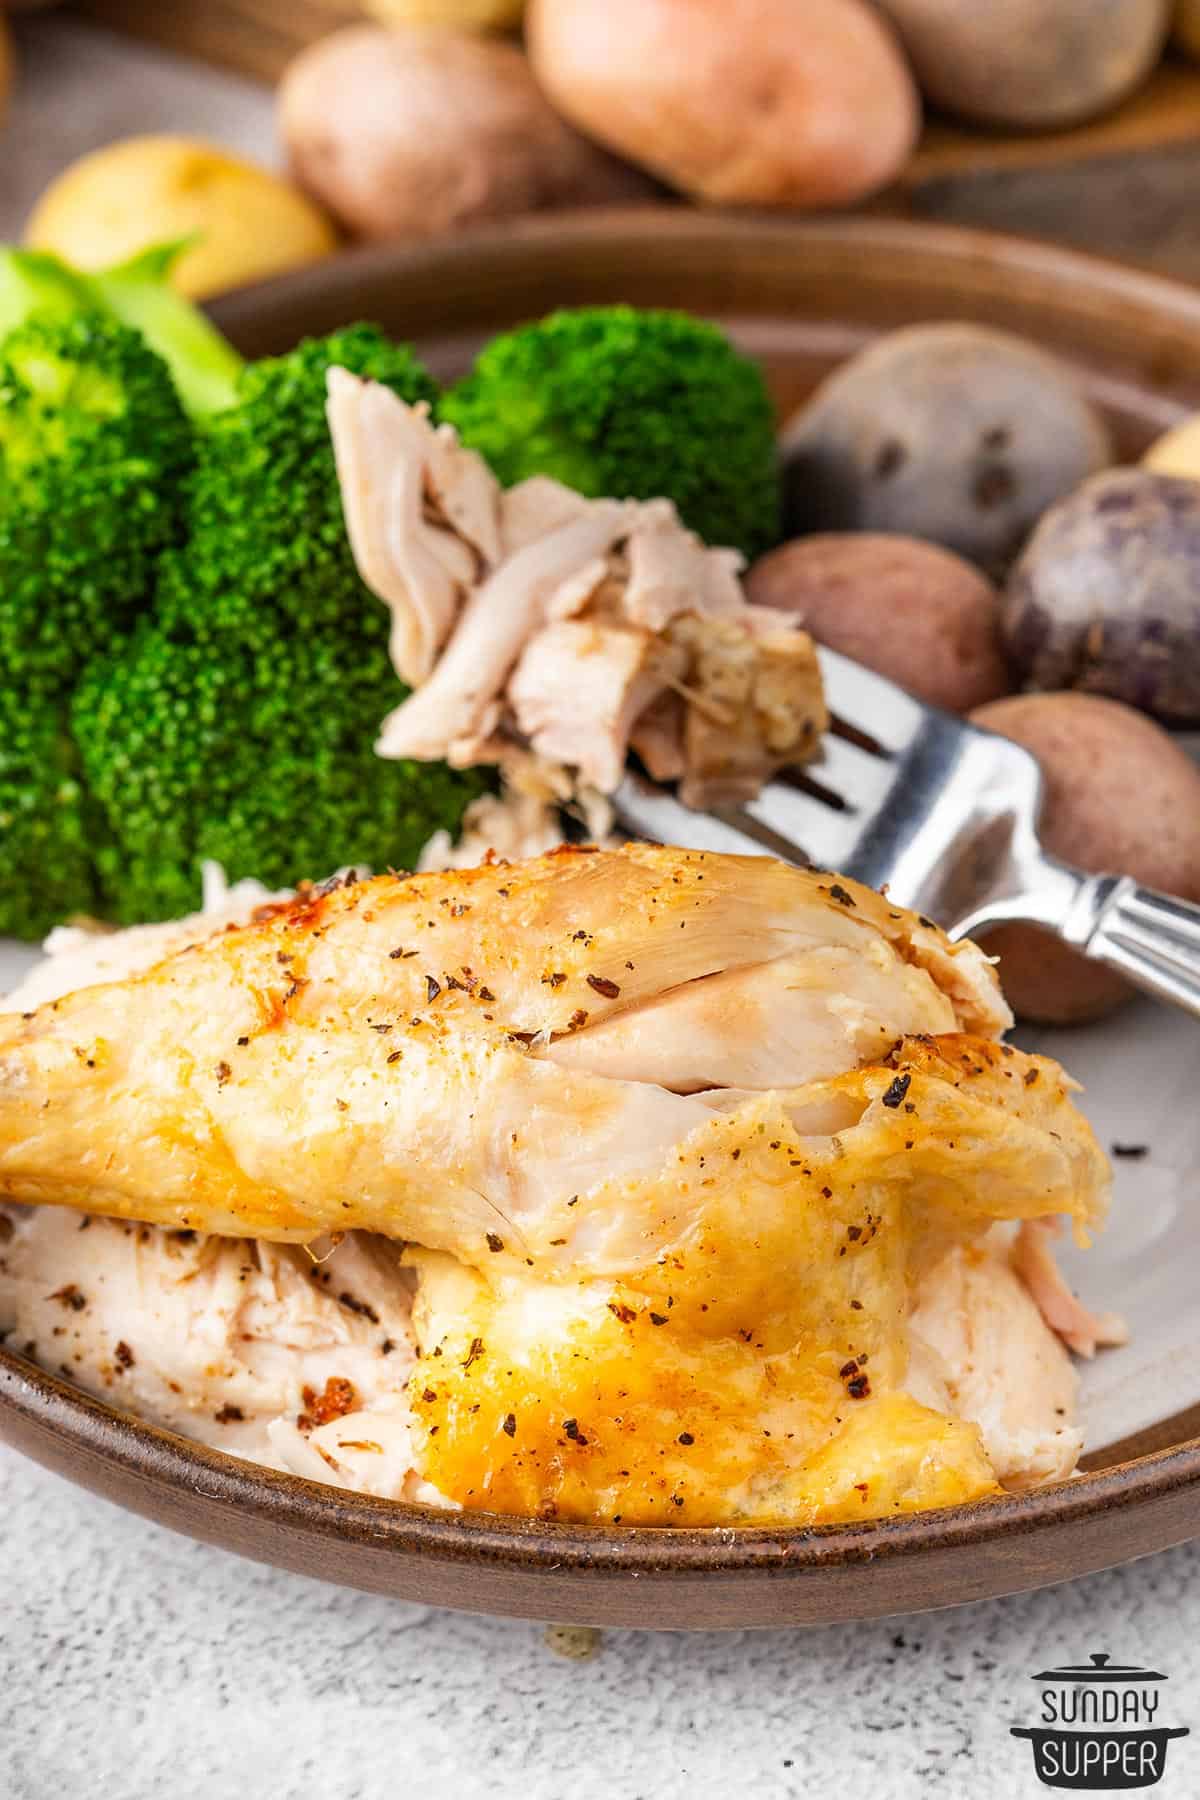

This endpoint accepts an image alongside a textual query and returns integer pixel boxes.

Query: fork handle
[1061,875,1200,1017]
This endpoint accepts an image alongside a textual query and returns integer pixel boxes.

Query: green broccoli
[75,326,486,923]
[441,305,781,558]
[0,243,244,419]
[0,687,100,939]
[0,309,195,936]
[154,324,440,645]
[0,313,195,698]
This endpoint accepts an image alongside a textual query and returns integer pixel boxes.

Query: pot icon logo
[1011,1653,1189,1790]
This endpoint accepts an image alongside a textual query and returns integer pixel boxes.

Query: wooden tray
[887,62,1200,283]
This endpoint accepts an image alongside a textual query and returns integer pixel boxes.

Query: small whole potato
[782,324,1113,574]
[969,693,1200,1022]
[527,0,920,209]
[24,136,337,300]
[746,534,1011,713]
[874,0,1169,130]
[1003,468,1200,724]
[1173,0,1200,57]
[279,25,654,243]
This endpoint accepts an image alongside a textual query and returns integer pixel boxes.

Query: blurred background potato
[874,0,1170,129]
[25,134,338,298]
[278,22,654,243]
[526,0,921,208]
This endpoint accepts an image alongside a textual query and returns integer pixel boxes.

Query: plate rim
[4,1348,1199,1578]
[208,205,1200,348]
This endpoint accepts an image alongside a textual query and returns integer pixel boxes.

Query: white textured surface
[2,1442,1200,1800]
[3,20,1200,1796]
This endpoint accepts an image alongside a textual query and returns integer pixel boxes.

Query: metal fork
[613,647,1200,1020]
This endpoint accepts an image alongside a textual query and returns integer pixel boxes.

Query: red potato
[747,534,1011,714]
[279,25,655,244]
[969,693,1200,1023]
[526,0,920,208]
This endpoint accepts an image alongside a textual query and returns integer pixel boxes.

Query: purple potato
[1003,467,1200,724]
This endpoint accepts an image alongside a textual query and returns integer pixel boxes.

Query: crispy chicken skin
[0,847,1014,1246]
[0,847,1110,1525]
[404,1031,1107,1524]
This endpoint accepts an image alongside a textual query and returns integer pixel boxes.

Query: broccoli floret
[74,622,485,923]
[441,306,781,558]
[75,326,484,922]
[0,687,100,939]
[0,314,195,696]
[0,243,243,419]
[155,323,441,644]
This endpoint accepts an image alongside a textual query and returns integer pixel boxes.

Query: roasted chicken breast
[0,846,1111,1525]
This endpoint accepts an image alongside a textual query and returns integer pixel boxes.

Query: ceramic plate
[2,214,1198,1627]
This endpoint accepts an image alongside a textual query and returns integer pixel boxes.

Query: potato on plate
[874,0,1169,129]
[746,533,1011,713]
[279,25,653,242]
[782,324,1112,574]
[1003,467,1200,724]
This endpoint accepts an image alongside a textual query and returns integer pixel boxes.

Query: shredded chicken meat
[325,369,827,812]
[1012,1217,1131,1359]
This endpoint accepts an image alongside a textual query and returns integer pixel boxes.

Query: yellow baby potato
[25,135,337,300]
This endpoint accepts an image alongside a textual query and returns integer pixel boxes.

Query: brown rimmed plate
[3,213,1200,1628]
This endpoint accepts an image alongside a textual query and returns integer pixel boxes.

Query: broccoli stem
[0,242,243,420]
[0,248,93,334]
